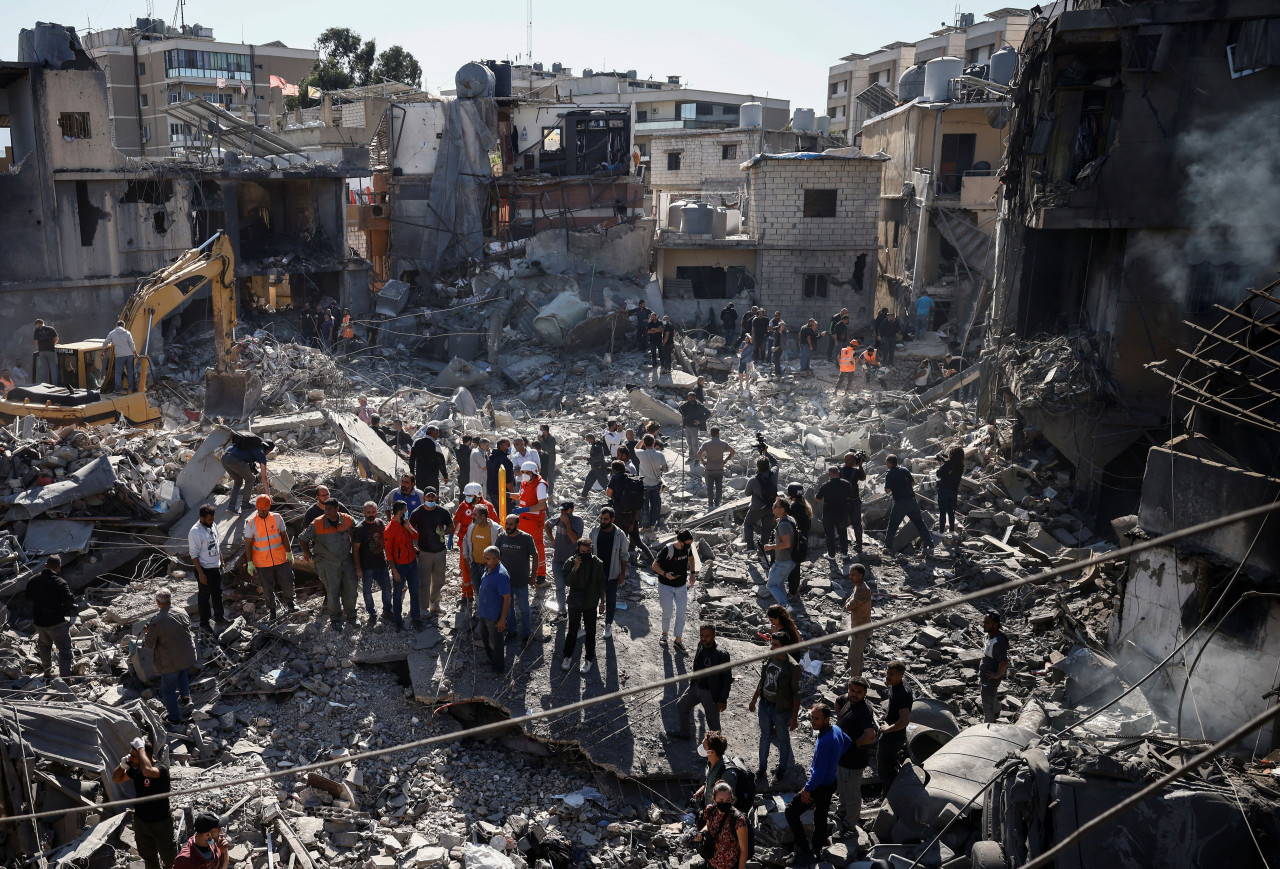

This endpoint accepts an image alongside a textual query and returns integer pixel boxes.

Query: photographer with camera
[742,437,779,554]
[840,451,868,552]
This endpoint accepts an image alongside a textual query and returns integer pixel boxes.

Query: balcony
[960,172,999,208]
[634,119,736,132]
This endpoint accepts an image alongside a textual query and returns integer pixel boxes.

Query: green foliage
[288,28,423,109]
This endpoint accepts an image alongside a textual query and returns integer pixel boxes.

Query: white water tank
[793,107,816,132]
[923,56,963,102]
[989,45,1018,86]
[681,202,714,235]
[816,115,831,135]
[740,101,763,129]
[667,200,689,230]
[898,63,927,102]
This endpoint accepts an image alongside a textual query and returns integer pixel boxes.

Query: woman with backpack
[696,781,748,869]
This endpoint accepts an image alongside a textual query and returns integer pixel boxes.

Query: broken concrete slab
[250,411,327,434]
[322,410,409,487]
[502,354,557,384]
[175,429,232,505]
[627,388,682,427]
[23,519,95,556]
[3,455,117,521]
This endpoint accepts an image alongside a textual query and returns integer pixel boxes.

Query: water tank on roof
[681,202,714,236]
[989,45,1018,86]
[740,102,763,129]
[583,68,594,77]
[455,62,495,98]
[533,62,543,71]
[923,56,963,102]
[667,200,689,231]
[627,69,637,79]
[816,115,831,135]
[793,107,816,132]
[898,63,927,102]
[490,61,512,97]
[552,62,562,73]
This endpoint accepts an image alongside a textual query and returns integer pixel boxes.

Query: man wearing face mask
[453,483,492,602]
[511,461,549,582]
[783,703,849,866]
[410,488,453,616]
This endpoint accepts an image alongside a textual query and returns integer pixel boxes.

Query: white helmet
[463,482,482,497]
[521,461,539,473]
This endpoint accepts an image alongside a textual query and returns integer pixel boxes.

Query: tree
[372,45,422,89]
[288,28,422,109]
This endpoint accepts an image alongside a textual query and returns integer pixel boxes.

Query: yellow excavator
[0,232,261,428]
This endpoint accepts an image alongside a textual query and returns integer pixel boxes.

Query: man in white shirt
[602,420,625,460]
[186,505,225,631]
[511,437,541,474]
[103,320,139,394]
[470,439,490,489]
[636,433,669,532]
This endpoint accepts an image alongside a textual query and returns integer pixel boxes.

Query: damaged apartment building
[0,23,370,373]
[988,1,1280,506]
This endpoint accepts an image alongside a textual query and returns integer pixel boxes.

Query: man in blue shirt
[220,436,273,514]
[783,703,850,865]
[381,473,425,516]
[915,292,935,340]
[883,455,934,555]
[476,546,511,672]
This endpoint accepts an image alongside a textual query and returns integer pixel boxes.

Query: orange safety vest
[341,316,354,339]
[0,376,12,394]
[310,513,355,537]
[250,513,289,568]
[839,346,858,373]
[862,348,879,367]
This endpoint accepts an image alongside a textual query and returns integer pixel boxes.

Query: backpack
[614,473,646,512]
[721,759,757,856]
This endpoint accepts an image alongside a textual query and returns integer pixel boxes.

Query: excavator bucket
[204,369,262,421]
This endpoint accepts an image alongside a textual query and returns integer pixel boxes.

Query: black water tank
[494,61,512,98]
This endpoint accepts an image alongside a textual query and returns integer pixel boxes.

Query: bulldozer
[0,232,261,428]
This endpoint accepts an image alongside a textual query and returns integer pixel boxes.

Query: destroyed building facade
[0,24,370,372]
[989,1,1280,503]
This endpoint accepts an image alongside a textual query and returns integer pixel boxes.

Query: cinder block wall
[649,130,752,192]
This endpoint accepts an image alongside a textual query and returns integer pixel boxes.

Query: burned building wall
[1114,439,1280,752]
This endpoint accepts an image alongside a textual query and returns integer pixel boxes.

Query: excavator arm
[118,232,260,419]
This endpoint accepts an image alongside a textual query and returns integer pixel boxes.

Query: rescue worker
[512,460,549,582]
[860,343,880,384]
[299,500,359,630]
[453,483,493,602]
[835,340,859,395]
[338,308,355,355]
[242,495,295,619]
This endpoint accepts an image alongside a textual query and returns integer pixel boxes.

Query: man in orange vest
[453,482,493,600]
[836,339,859,395]
[242,495,296,620]
[860,344,880,384]
[511,461,549,581]
[338,308,355,356]
[299,499,359,629]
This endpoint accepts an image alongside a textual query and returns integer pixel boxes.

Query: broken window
[667,152,682,171]
[57,112,91,140]
[721,144,738,161]
[1187,261,1242,314]
[541,128,562,151]
[939,133,976,195]
[803,189,837,218]
[803,274,829,298]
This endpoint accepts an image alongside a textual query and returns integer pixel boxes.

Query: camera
[852,450,867,463]
[756,433,769,453]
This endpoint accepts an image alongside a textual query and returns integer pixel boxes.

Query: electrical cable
[1022,700,1280,869]
[2,499,1278,826]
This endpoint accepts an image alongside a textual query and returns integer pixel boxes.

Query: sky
[3,0,971,112]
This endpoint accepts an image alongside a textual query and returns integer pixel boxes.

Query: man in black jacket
[815,465,854,561]
[671,623,732,738]
[840,451,868,552]
[25,554,74,678]
[581,433,610,499]
[410,424,449,495]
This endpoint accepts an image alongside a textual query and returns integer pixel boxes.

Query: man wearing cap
[544,501,584,612]
[144,587,197,726]
[302,485,350,525]
[25,554,75,680]
[381,472,424,516]
[299,499,360,630]
[243,495,296,619]
[172,812,229,869]
[410,424,449,496]
[749,630,802,783]
[187,505,226,631]
[352,501,391,628]
[497,513,538,640]
[112,738,175,869]
[410,489,453,616]
[560,534,604,675]
[679,392,711,462]
[979,612,1010,723]
[513,459,549,581]
[581,433,611,500]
